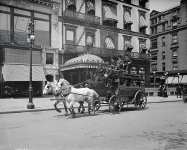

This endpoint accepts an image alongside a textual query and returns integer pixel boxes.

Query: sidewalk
[0,96,183,114]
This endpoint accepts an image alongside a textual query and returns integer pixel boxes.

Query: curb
[0,100,183,114]
[147,99,182,104]
[0,107,64,115]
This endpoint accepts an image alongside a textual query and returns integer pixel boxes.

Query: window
[123,35,132,51]
[162,62,165,71]
[105,37,115,49]
[102,3,117,28]
[124,6,132,31]
[151,39,157,49]
[34,13,50,47]
[139,38,146,53]
[66,30,75,41]
[151,64,157,71]
[172,32,178,44]
[59,54,63,65]
[85,0,95,16]
[66,0,76,11]
[172,62,178,70]
[162,23,165,32]
[0,12,10,43]
[86,33,94,47]
[65,25,76,44]
[172,49,178,57]
[14,15,30,45]
[162,51,165,60]
[46,53,54,65]
[162,36,165,47]
[139,11,147,34]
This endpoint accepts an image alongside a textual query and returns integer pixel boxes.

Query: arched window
[105,37,115,49]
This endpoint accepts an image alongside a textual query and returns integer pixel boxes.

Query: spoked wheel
[140,93,147,109]
[134,90,147,109]
[109,95,120,112]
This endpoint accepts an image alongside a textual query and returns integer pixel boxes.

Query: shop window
[0,12,10,43]
[14,16,30,45]
[34,19,50,47]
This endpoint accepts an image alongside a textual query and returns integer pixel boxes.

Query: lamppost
[27,19,35,109]
[164,71,168,94]
[177,72,180,89]
[153,71,156,90]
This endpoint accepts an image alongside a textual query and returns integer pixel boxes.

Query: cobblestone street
[0,101,187,150]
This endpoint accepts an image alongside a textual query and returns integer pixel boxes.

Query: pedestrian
[176,85,182,98]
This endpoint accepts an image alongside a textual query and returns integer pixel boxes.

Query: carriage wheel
[109,95,120,112]
[134,91,147,109]
[140,92,147,109]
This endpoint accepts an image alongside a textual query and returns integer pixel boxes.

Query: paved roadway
[0,102,187,150]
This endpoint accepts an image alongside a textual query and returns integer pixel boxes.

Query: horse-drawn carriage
[84,67,147,112]
[43,53,148,117]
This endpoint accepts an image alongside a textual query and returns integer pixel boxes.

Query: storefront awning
[166,76,183,84]
[2,64,46,81]
[61,54,105,71]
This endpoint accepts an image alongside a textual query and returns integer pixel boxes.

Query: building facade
[150,0,187,86]
[0,0,62,97]
[0,0,151,96]
[60,0,150,85]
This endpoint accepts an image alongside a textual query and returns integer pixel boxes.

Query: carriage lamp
[27,21,35,109]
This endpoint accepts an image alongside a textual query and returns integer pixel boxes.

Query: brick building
[150,0,187,87]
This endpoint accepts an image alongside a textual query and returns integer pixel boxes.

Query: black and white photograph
[0,0,187,149]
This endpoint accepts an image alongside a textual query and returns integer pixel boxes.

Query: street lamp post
[177,72,180,89]
[27,20,35,109]
[153,71,156,90]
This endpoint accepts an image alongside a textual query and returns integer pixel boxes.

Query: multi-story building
[60,0,150,85]
[0,0,151,96]
[0,0,62,97]
[150,0,187,86]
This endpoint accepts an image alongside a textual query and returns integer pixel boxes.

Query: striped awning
[124,12,132,24]
[139,16,147,28]
[105,37,115,49]
[61,54,105,71]
[2,64,46,81]
[103,6,117,21]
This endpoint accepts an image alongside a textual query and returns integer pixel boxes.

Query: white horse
[43,81,85,115]
[57,79,99,117]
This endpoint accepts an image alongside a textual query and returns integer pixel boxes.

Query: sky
[150,0,181,11]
